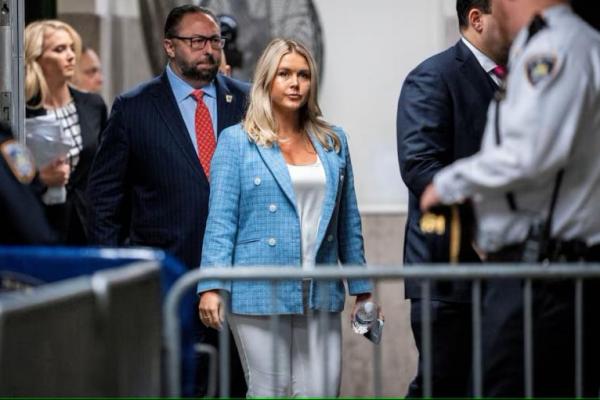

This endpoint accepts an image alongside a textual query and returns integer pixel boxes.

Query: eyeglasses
[169,35,226,50]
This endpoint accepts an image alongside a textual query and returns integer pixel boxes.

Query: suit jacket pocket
[236,237,261,245]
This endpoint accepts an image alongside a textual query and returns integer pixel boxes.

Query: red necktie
[492,65,507,80]
[192,89,216,178]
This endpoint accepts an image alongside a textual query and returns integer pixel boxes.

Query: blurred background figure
[25,20,107,245]
[219,49,232,76]
[218,14,242,76]
[72,46,104,94]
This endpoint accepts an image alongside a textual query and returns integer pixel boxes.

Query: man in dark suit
[86,5,249,397]
[396,0,510,396]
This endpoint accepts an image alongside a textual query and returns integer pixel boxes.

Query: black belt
[548,239,600,262]
[488,240,600,263]
[487,244,524,262]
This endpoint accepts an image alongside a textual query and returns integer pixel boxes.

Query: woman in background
[198,38,379,397]
[25,20,107,244]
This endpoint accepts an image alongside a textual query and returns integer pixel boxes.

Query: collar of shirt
[461,36,502,85]
[166,63,216,103]
[165,63,219,146]
[542,3,572,21]
[508,3,572,68]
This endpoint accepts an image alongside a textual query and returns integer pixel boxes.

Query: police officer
[0,121,56,244]
[420,0,600,396]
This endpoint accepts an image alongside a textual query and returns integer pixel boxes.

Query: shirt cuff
[433,165,470,205]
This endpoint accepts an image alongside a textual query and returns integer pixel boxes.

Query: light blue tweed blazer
[197,123,372,315]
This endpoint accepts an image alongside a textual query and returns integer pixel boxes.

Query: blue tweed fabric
[197,123,372,314]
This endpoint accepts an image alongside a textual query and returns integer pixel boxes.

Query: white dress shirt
[461,36,503,86]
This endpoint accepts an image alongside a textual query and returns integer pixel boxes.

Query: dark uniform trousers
[482,243,600,397]
[408,299,473,397]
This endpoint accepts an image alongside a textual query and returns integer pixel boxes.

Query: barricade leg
[270,283,280,396]
[219,291,231,398]
[420,280,432,398]
[471,279,482,397]
[523,279,533,398]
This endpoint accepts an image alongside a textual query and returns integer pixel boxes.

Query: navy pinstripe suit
[87,71,249,269]
[86,71,249,397]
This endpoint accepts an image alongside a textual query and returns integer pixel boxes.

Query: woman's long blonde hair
[243,38,340,152]
[25,20,82,108]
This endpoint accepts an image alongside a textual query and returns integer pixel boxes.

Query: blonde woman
[25,20,107,244]
[197,38,378,397]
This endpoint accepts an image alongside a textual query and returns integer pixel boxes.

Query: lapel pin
[225,94,233,103]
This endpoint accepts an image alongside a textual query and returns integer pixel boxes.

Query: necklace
[278,132,316,158]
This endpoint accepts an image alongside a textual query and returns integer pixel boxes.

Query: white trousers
[228,311,342,398]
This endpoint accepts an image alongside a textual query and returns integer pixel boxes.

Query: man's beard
[178,54,219,82]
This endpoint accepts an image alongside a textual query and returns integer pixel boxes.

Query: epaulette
[526,14,548,45]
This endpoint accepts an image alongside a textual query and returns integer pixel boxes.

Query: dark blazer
[397,40,497,302]
[86,72,250,269]
[26,87,108,244]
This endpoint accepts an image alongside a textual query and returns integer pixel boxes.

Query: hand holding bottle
[351,294,384,344]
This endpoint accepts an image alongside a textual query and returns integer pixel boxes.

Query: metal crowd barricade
[0,246,197,395]
[0,261,161,396]
[164,264,600,397]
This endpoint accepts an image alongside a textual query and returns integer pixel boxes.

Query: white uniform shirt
[434,4,600,251]
[287,156,327,269]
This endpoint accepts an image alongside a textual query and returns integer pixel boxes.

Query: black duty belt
[548,240,600,262]
[488,240,600,263]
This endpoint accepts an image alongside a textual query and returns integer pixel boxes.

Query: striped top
[50,101,82,172]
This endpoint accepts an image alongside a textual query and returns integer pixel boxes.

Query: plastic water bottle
[352,301,377,334]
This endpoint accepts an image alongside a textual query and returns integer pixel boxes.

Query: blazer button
[254,177,261,186]
[268,238,277,247]
[327,234,334,242]
[269,204,277,213]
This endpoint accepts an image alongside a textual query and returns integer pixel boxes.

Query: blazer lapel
[70,89,94,151]
[215,74,240,135]
[69,88,96,186]
[255,132,341,245]
[152,73,206,182]
[456,41,497,99]
[256,143,298,209]
[309,133,340,250]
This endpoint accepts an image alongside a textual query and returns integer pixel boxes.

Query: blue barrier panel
[0,246,199,395]
[0,247,184,292]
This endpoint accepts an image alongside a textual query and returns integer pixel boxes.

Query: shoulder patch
[525,54,558,86]
[0,140,36,184]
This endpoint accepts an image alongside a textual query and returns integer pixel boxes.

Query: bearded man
[87,5,249,397]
